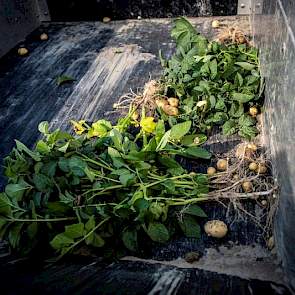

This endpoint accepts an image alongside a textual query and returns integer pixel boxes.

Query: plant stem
[56,217,110,261]
[78,153,113,172]
[5,217,77,222]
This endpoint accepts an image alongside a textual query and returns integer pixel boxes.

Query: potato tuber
[207,167,216,176]
[204,220,228,238]
[217,159,227,171]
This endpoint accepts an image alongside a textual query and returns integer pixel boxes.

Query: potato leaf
[222,120,237,136]
[183,146,211,159]
[50,233,74,250]
[64,223,84,239]
[147,222,169,243]
[170,121,192,140]
[178,215,201,238]
[0,193,12,216]
[182,204,207,217]
[5,182,31,200]
[85,233,105,247]
[232,92,255,103]
[235,62,256,71]
[122,229,138,251]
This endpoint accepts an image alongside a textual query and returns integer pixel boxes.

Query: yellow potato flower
[140,117,157,133]
[70,120,87,135]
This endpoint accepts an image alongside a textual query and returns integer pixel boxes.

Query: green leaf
[157,156,182,169]
[27,222,38,240]
[239,126,258,140]
[183,146,211,159]
[64,223,84,239]
[38,121,49,134]
[235,62,256,71]
[58,157,70,172]
[161,179,175,193]
[50,232,74,250]
[58,142,69,153]
[36,140,51,154]
[209,95,216,108]
[85,233,105,247]
[85,216,95,232]
[232,92,255,103]
[209,59,218,79]
[84,167,95,182]
[238,114,256,126]
[88,120,112,138]
[182,204,207,217]
[15,140,41,161]
[33,173,52,192]
[122,229,138,251]
[178,215,201,238]
[68,156,87,177]
[156,130,171,151]
[109,129,123,151]
[212,112,228,123]
[155,120,166,145]
[5,182,31,200]
[9,222,24,249]
[56,75,75,86]
[147,222,169,243]
[0,193,12,216]
[215,99,226,111]
[170,121,192,140]
[119,173,136,186]
[235,72,243,86]
[181,134,207,146]
[222,120,237,136]
[108,147,121,158]
[229,102,244,118]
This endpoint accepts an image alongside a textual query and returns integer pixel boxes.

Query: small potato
[242,181,253,193]
[217,159,227,171]
[40,33,48,41]
[184,251,200,263]
[249,106,258,117]
[162,105,179,116]
[155,98,168,108]
[18,47,28,56]
[103,17,111,23]
[211,20,220,28]
[236,143,256,159]
[204,220,228,238]
[207,167,216,176]
[249,162,258,171]
[132,111,139,121]
[256,163,267,174]
[167,97,179,107]
[247,143,257,152]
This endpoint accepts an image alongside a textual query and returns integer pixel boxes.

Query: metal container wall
[251,0,295,290]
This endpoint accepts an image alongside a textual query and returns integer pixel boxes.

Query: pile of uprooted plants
[0,18,276,261]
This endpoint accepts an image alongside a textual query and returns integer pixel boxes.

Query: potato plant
[160,17,263,139]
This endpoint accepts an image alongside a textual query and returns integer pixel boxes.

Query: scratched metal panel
[0,0,42,57]
[251,0,295,291]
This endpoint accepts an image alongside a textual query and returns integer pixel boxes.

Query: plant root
[112,79,164,118]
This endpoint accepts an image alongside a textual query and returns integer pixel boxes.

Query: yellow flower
[70,120,87,135]
[140,117,157,133]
